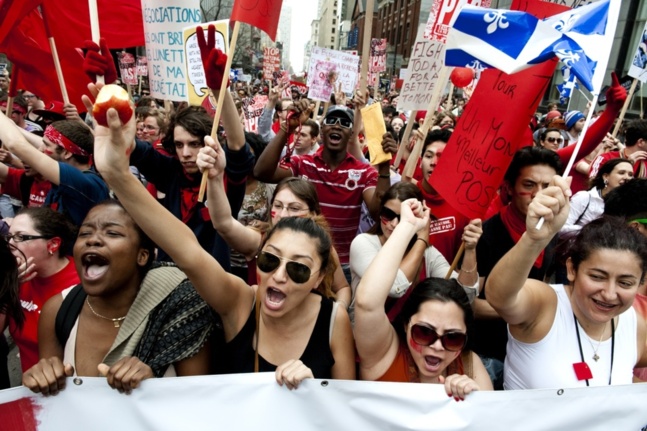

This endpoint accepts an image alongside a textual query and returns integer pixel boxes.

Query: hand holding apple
[92,84,134,127]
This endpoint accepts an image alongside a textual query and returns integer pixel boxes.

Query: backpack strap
[55,284,87,348]
[573,193,592,226]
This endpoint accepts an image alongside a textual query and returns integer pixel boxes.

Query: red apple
[92,84,133,127]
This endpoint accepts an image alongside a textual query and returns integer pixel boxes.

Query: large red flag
[0,9,90,109]
[231,0,283,41]
[429,0,568,220]
[0,0,41,43]
[40,0,144,49]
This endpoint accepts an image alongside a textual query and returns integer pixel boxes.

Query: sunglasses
[379,207,400,223]
[545,137,564,144]
[3,233,52,243]
[410,323,467,352]
[322,116,352,129]
[256,251,315,284]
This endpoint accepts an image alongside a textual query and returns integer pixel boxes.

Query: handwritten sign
[629,22,647,82]
[183,20,229,106]
[306,47,359,102]
[117,52,138,85]
[424,0,492,42]
[282,80,308,98]
[142,0,202,101]
[136,56,148,77]
[242,95,268,132]
[397,34,445,111]
[263,46,281,80]
[369,38,387,73]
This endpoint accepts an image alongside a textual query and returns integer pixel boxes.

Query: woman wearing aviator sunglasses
[354,198,492,400]
[89,106,356,389]
[196,141,351,309]
[349,182,481,324]
[3,207,79,373]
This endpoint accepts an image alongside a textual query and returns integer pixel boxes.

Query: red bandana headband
[44,125,89,157]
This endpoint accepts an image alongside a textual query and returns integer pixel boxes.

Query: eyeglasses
[271,202,308,215]
[256,251,317,284]
[4,233,52,243]
[409,323,467,352]
[379,207,400,223]
[23,94,35,99]
[545,137,564,144]
[322,116,352,129]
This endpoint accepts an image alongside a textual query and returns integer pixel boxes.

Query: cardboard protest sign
[306,47,359,102]
[397,32,445,111]
[136,56,148,77]
[424,0,492,42]
[629,22,647,82]
[263,46,281,80]
[182,20,229,107]
[242,94,268,132]
[117,52,137,85]
[369,38,387,73]
[361,103,390,165]
[142,0,202,101]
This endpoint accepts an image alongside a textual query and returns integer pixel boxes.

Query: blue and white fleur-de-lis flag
[557,66,579,104]
[445,0,621,94]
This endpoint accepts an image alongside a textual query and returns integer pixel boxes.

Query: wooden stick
[358,0,375,95]
[41,5,70,104]
[6,66,19,114]
[402,67,452,179]
[312,100,321,121]
[138,75,142,95]
[445,83,454,111]
[641,81,644,119]
[87,0,104,84]
[612,78,638,138]
[393,111,416,168]
[127,84,132,98]
[198,21,241,202]
[445,242,465,279]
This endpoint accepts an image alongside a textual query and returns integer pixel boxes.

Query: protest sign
[117,52,137,85]
[282,80,308,98]
[242,94,268,132]
[397,33,445,111]
[369,38,387,73]
[182,19,229,106]
[2,373,647,431]
[142,0,202,101]
[263,46,281,80]
[424,0,492,42]
[628,22,647,82]
[306,47,359,102]
[136,56,148,77]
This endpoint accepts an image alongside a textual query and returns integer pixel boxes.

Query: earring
[604,179,608,188]
[48,250,53,256]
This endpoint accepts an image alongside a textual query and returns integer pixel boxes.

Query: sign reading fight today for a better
[183,20,229,107]
[306,47,359,102]
[397,31,445,111]
[142,0,202,101]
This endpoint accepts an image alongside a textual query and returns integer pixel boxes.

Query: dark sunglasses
[545,137,563,144]
[379,207,400,223]
[256,251,314,284]
[410,323,467,352]
[322,116,352,129]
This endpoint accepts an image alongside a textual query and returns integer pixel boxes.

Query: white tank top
[504,284,637,390]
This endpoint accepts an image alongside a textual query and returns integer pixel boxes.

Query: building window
[332,28,335,34]
[333,19,336,25]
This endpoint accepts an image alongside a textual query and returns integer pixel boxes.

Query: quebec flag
[557,66,579,104]
[445,0,621,94]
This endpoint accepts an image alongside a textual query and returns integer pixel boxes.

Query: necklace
[573,314,615,386]
[585,322,607,362]
[86,297,127,328]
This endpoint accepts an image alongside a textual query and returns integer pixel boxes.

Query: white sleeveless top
[504,284,637,390]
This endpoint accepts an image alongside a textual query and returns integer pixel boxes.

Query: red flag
[429,0,569,220]
[0,0,41,43]
[41,0,144,48]
[231,0,283,41]
[0,9,90,109]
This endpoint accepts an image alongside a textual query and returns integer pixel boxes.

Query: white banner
[629,22,647,83]
[306,47,359,102]
[141,0,202,101]
[2,373,647,430]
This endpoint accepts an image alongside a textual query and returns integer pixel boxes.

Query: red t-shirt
[288,148,378,264]
[3,167,51,207]
[9,257,80,371]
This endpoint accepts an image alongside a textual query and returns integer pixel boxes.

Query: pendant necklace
[86,297,127,328]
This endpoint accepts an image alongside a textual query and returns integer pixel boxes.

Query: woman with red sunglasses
[354,198,492,400]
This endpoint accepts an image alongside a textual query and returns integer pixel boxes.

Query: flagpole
[612,78,638,138]
[393,111,417,169]
[40,5,70,104]
[88,0,104,84]
[641,81,643,119]
[6,66,19,115]
[198,21,241,202]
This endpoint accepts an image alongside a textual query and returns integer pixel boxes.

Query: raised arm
[485,176,571,330]
[354,198,429,379]
[198,139,262,260]
[84,84,253,335]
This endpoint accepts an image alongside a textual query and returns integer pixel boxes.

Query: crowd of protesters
[0,26,645,402]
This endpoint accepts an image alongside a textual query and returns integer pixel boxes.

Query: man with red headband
[0,115,109,225]
[0,95,42,133]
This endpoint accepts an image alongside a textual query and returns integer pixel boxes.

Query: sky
[284,0,318,72]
